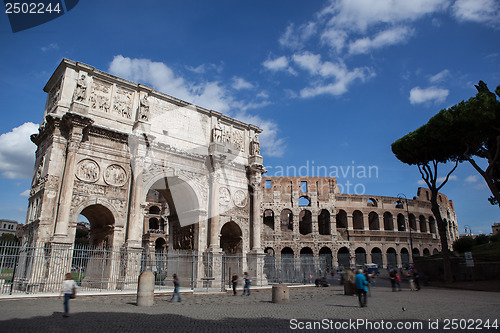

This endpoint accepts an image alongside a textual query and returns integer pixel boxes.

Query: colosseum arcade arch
[370,247,383,267]
[299,210,312,235]
[319,247,332,272]
[337,247,350,268]
[318,209,331,235]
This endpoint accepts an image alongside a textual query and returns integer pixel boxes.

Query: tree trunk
[430,190,452,283]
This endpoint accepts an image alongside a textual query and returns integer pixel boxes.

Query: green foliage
[0,233,18,242]
[453,237,475,253]
[475,234,490,245]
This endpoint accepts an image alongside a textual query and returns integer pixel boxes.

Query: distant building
[0,219,18,237]
[492,222,500,235]
[16,224,25,242]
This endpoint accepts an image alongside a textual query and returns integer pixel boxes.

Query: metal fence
[0,242,331,295]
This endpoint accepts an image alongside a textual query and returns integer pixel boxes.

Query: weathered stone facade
[23,59,266,289]
[21,60,459,291]
[260,177,459,269]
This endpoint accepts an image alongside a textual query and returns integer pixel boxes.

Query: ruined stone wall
[260,176,459,268]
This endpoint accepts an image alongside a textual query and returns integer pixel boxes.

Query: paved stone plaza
[0,279,498,332]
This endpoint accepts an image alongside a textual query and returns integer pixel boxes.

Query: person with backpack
[59,273,77,317]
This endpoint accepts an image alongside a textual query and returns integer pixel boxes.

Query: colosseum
[260,176,459,273]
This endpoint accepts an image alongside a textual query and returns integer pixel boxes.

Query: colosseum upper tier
[260,177,459,268]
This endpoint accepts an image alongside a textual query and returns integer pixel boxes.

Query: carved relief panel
[113,86,134,119]
[75,159,100,183]
[46,77,62,112]
[104,164,128,187]
[211,120,245,152]
[89,78,111,113]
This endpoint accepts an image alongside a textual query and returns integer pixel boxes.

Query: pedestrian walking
[395,272,402,291]
[389,269,397,291]
[170,274,181,302]
[59,273,77,317]
[407,271,416,291]
[355,269,368,307]
[242,272,251,296]
[413,269,421,291]
[231,273,239,295]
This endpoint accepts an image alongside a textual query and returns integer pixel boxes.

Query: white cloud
[262,56,290,72]
[348,26,414,54]
[452,0,500,27]
[257,91,269,99]
[291,52,374,97]
[109,56,286,156]
[41,43,59,52]
[320,28,348,53]
[279,22,317,49]
[109,55,231,112]
[465,175,478,183]
[417,179,426,185]
[320,0,450,32]
[0,122,38,179]
[429,69,450,83]
[437,175,457,183]
[409,86,449,104]
[20,189,30,197]
[234,112,286,157]
[231,77,254,90]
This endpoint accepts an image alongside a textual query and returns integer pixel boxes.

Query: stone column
[126,158,144,248]
[208,173,220,250]
[251,183,262,251]
[53,114,92,241]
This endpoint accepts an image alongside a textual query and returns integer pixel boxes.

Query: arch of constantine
[18,59,458,292]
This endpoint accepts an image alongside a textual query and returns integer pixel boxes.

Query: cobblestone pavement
[0,279,498,332]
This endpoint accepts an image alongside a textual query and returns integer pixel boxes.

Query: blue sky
[0,0,499,234]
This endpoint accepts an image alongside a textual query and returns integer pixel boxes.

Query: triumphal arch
[22,59,265,290]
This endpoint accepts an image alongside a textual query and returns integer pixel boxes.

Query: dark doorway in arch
[337,247,350,269]
[409,214,417,231]
[263,209,274,231]
[77,204,115,288]
[281,247,295,283]
[353,210,364,230]
[419,215,427,232]
[423,248,431,256]
[264,247,276,283]
[149,205,161,215]
[386,248,397,268]
[220,221,242,255]
[300,247,314,283]
[336,210,347,228]
[280,209,293,232]
[397,214,406,231]
[319,247,332,273]
[433,248,439,255]
[149,217,159,230]
[369,212,379,230]
[221,222,243,286]
[146,176,199,250]
[318,209,331,235]
[401,248,410,268]
[371,248,383,267]
[429,216,437,234]
[336,209,348,241]
[155,237,167,273]
[412,248,420,259]
[80,204,115,248]
[383,212,394,231]
[299,210,312,235]
[355,247,367,265]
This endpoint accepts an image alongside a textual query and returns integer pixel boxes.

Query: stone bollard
[137,271,155,306]
[272,284,290,304]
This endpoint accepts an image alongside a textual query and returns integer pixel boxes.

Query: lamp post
[397,193,414,265]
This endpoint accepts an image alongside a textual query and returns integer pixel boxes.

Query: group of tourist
[389,267,421,291]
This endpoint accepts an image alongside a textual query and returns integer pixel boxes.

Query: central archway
[80,204,115,247]
[145,175,201,250]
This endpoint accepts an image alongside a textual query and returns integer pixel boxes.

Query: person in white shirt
[59,273,77,317]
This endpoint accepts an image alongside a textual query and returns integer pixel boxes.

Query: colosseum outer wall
[260,176,459,269]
